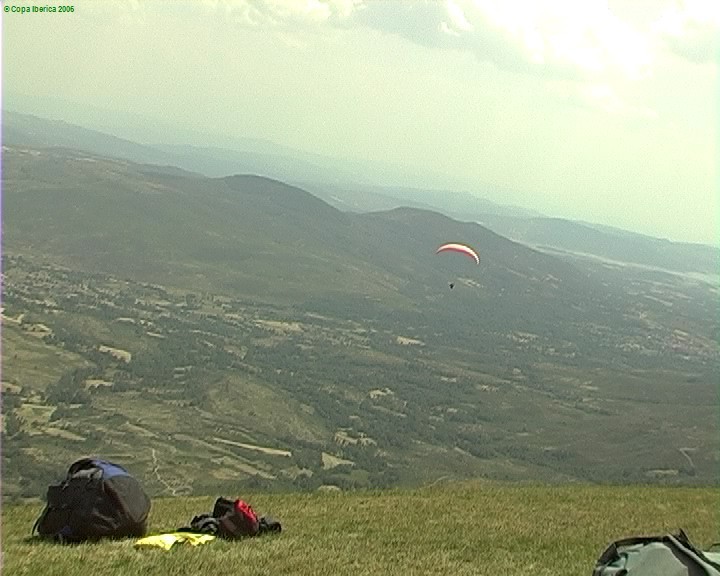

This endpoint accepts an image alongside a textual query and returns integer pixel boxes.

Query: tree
[3,411,25,438]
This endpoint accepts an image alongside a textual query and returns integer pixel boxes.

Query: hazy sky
[2,0,718,244]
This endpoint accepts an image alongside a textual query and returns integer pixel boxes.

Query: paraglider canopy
[435,243,480,265]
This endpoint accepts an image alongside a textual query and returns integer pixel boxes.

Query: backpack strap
[668,532,720,572]
[31,507,48,537]
[67,458,99,476]
[192,515,220,535]
[258,516,282,534]
[176,514,220,534]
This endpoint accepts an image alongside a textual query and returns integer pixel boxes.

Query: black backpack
[33,458,151,543]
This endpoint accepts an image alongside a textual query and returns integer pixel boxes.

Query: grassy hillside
[3,482,718,576]
[1,147,385,304]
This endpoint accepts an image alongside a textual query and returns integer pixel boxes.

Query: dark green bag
[593,530,720,576]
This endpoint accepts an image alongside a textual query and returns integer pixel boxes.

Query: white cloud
[184,0,714,123]
[191,1,669,83]
[579,83,658,118]
[347,0,656,82]
[547,79,658,119]
[199,0,361,27]
[653,0,720,63]
[445,0,474,33]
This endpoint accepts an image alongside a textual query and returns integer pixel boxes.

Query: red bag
[216,499,259,538]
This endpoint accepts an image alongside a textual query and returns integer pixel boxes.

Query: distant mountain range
[5,109,715,280]
[299,185,717,278]
[2,110,352,184]
[473,214,719,277]
[2,145,588,323]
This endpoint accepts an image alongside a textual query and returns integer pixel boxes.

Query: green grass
[3,482,718,576]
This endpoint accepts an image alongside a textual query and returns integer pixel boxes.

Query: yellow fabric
[134,532,216,550]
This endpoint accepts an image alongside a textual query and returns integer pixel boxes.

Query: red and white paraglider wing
[435,243,480,264]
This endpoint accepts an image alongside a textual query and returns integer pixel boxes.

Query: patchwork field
[2,253,717,502]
